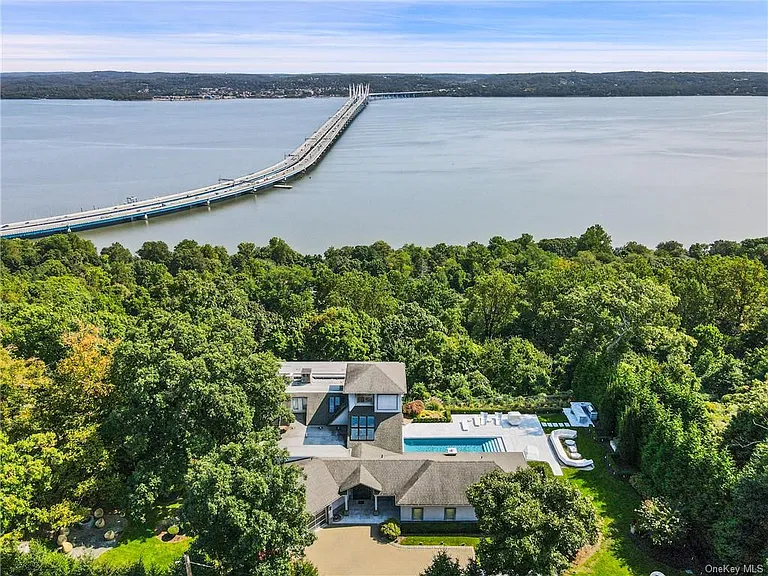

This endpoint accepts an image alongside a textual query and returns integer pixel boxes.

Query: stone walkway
[305,525,475,576]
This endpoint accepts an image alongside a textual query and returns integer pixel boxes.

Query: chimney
[301,367,312,384]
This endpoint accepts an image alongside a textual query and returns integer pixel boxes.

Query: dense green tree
[480,338,553,395]
[304,307,380,361]
[108,312,290,516]
[467,468,598,576]
[420,550,464,576]
[714,442,768,566]
[183,433,315,576]
[465,270,520,340]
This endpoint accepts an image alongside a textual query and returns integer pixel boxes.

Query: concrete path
[305,525,475,576]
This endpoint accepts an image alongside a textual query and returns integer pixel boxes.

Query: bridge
[1,84,375,239]
[368,90,432,100]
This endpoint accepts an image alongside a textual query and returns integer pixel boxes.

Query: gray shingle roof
[343,363,407,395]
[294,459,343,514]
[338,464,383,492]
[296,452,527,513]
[395,461,499,506]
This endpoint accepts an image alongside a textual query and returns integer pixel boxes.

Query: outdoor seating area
[541,422,571,428]
[549,428,594,469]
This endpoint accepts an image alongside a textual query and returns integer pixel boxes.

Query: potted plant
[95,517,106,529]
[61,541,73,554]
[104,530,116,541]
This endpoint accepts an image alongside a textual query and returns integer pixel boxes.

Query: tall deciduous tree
[183,432,315,576]
[108,311,291,517]
[467,468,598,576]
[465,270,519,340]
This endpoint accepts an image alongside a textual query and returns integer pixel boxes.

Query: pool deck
[402,414,563,476]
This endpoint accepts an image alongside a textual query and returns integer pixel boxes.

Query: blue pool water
[403,437,502,453]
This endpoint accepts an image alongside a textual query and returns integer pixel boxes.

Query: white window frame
[411,507,424,521]
[291,397,307,413]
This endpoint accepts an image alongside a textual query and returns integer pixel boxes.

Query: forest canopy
[1,227,767,568]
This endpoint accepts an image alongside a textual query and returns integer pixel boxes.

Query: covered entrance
[332,464,399,524]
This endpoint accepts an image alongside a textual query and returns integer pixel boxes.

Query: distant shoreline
[2,71,766,100]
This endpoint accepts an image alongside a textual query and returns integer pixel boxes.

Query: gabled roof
[297,452,527,514]
[395,461,499,506]
[338,464,383,493]
[343,363,407,395]
[294,459,343,514]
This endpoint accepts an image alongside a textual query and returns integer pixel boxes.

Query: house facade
[279,361,527,529]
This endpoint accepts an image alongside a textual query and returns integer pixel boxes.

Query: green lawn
[95,503,190,571]
[561,430,684,576]
[399,536,481,547]
[537,412,570,423]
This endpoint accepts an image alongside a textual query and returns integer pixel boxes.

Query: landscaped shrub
[1,542,171,576]
[379,518,401,541]
[635,498,687,548]
[403,400,425,418]
[290,558,320,576]
[425,397,444,411]
[400,521,479,535]
[167,524,179,536]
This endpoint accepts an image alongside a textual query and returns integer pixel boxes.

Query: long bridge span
[1,84,375,239]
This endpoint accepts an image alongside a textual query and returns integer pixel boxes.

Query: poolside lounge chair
[460,420,469,431]
[480,412,488,425]
[495,412,503,425]
[472,416,481,427]
[506,411,522,426]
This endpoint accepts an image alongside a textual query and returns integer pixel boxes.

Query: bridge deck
[1,84,371,239]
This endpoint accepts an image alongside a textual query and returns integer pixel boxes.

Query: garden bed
[398,536,481,547]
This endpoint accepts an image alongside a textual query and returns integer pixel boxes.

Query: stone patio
[279,422,351,458]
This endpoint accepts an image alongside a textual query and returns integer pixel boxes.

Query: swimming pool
[403,437,503,453]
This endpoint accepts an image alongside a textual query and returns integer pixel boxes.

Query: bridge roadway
[1,84,372,239]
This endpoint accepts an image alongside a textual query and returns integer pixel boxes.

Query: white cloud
[3,32,766,72]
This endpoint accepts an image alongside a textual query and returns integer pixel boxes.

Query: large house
[279,361,527,530]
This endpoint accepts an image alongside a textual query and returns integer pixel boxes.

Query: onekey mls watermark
[703,566,765,574]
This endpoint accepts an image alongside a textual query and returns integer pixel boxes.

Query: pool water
[403,437,503,453]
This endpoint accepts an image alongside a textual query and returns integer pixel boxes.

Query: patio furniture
[480,412,488,425]
[564,439,576,447]
[460,420,469,431]
[472,416,481,427]
[506,411,522,426]
[495,412,503,425]
[549,429,594,468]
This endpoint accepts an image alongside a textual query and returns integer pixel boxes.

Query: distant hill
[1,71,766,100]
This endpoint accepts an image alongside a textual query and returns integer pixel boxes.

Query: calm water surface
[2,97,766,252]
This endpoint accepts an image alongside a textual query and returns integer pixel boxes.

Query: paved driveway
[305,526,475,576]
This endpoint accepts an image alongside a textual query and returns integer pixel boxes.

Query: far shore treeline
[1,227,767,572]
[1,71,766,100]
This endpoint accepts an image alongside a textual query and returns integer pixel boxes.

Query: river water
[2,97,766,252]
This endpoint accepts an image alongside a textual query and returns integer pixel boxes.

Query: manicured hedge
[411,416,451,423]
[399,521,479,535]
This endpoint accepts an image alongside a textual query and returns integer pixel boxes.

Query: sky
[2,0,766,73]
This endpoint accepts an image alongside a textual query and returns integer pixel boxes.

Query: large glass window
[356,394,374,405]
[350,415,375,441]
[291,397,307,413]
[411,507,424,521]
[444,507,456,521]
[328,395,342,413]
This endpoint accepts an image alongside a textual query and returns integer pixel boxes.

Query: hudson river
[2,97,766,252]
